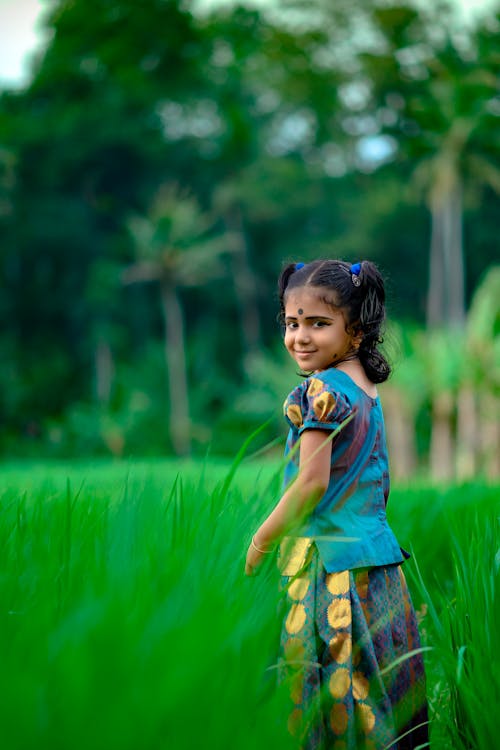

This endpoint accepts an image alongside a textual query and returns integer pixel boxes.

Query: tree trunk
[479,391,500,478]
[226,204,261,371]
[382,386,417,480]
[446,180,465,327]
[159,282,191,456]
[455,385,477,480]
[427,177,465,328]
[430,390,455,481]
[95,338,114,405]
[427,200,445,328]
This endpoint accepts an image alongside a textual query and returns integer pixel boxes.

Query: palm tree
[461,265,500,478]
[357,4,500,328]
[213,182,264,373]
[412,328,463,481]
[123,186,229,456]
[380,324,426,479]
[411,60,500,328]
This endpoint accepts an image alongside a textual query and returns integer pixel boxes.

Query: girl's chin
[294,357,329,372]
[295,356,315,367]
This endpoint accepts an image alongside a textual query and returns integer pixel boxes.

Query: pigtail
[278,263,300,299]
[277,262,302,325]
[357,261,391,383]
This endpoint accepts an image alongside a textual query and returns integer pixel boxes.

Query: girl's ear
[350,322,363,348]
[346,320,362,339]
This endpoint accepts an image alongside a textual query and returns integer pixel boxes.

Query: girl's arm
[245,429,332,575]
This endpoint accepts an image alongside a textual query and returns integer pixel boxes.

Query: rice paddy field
[1,451,499,750]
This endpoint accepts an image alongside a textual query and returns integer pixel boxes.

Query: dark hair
[278,259,391,383]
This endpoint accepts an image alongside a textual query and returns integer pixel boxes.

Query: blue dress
[278,368,428,750]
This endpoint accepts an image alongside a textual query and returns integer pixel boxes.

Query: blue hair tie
[295,262,305,271]
[350,262,362,286]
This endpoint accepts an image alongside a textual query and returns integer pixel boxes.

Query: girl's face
[284,287,357,372]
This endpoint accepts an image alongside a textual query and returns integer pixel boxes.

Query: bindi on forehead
[285,288,338,318]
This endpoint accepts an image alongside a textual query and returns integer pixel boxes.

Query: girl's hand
[245,541,265,576]
[245,535,274,576]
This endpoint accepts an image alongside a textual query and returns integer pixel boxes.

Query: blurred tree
[380,324,426,479]
[462,265,500,477]
[0,0,206,444]
[358,3,500,327]
[0,0,498,458]
[203,6,346,370]
[123,186,229,455]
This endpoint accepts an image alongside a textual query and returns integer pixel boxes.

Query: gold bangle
[251,535,274,554]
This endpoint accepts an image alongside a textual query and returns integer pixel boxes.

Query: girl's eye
[287,322,298,329]
[313,321,329,328]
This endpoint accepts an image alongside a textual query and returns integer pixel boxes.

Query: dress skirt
[278,540,428,750]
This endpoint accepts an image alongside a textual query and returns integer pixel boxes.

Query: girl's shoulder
[288,368,355,395]
[321,367,379,404]
[285,368,349,404]
[283,370,354,431]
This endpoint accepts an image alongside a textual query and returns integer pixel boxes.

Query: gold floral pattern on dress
[285,603,307,634]
[356,702,376,734]
[284,376,352,437]
[330,703,348,734]
[312,391,337,421]
[328,668,351,699]
[279,553,428,749]
[352,671,370,701]
[306,377,338,421]
[286,403,303,428]
[279,536,314,575]
[307,377,324,397]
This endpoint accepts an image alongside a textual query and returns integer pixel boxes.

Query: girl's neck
[332,357,378,399]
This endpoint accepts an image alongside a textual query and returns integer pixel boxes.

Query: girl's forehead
[285,287,339,313]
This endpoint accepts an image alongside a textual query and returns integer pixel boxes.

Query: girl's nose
[296,326,311,343]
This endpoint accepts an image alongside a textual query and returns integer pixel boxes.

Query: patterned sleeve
[284,376,352,435]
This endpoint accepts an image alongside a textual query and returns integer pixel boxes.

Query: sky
[0,0,498,88]
[0,0,46,87]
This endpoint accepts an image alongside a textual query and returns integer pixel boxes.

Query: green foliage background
[0,0,499,459]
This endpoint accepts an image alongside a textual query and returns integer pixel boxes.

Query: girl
[245,260,428,750]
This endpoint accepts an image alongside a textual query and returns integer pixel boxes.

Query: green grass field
[1,455,498,749]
